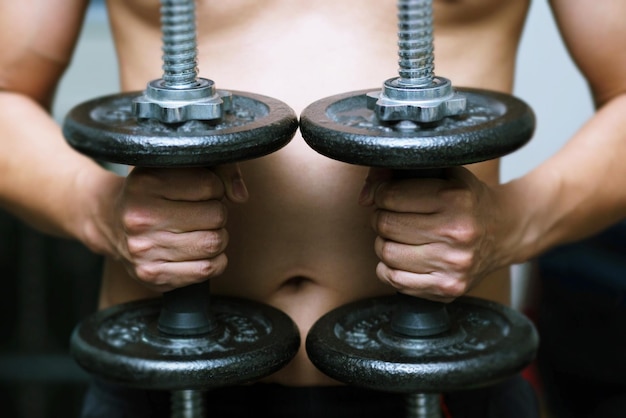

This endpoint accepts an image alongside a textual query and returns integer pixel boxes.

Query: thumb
[213,163,249,203]
[358,167,393,206]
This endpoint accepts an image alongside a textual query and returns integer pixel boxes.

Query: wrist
[73,165,125,257]
[493,177,542,266]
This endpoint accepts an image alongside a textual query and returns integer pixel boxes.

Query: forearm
[500,92,626,264]
[0,91,124,255]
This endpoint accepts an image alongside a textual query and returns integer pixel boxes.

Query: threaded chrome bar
[397,0,434,87]
[160,0,199,88]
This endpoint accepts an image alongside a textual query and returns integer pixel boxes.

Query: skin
[1,0,625,388]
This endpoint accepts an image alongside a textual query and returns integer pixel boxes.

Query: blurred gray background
[1,0,593,416]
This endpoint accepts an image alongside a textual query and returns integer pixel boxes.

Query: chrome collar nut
[366,76,467,123]
[133,78,233,123]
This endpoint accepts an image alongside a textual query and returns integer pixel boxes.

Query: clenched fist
[111,165,248,292]
[359,166,507,303]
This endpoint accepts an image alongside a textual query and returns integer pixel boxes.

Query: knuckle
[374,211,394,236]
[456,224,480,245]
[378,240,396,263]
[202,230,228,254]
[442,219,480,245]
[134,263,162,284]
[197,262,213,278]
[128,168,161,191]
[442,186,473,208]
[375,183,400,208]
[122,209,153,232]
[200,171,226,199]
[452,251,475,272]
[439,277,467,298]
[384,267,404,288]
[198,255,227,278]
[206,201,228,227]
[213,257,228,276]
[126,236,154,257]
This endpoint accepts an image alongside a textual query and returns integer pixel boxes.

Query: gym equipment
[301,1,539,416]
[65,1,300,416]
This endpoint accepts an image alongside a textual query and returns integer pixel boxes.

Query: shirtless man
[1,0,625,417]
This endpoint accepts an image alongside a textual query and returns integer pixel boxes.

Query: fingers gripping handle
[390,168,451,337]
[158,166,219,337]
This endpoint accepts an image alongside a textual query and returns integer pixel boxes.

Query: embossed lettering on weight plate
[337,308,506,357]
[336,311,391,350]
[98,311,268,356]
[222,312,268,344]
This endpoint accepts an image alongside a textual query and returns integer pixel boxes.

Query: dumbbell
[65,1,300,416]
[300,1,538,417]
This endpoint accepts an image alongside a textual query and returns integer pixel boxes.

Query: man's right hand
[111,165,248,293]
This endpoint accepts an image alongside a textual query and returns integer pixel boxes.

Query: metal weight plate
[299,88,535,169]
[63,91,298,167]
[71,296,300,391]
[306,295,538,394]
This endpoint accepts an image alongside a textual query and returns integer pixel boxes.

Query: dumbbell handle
[390,168,451,337]
[148,0,219,337]
[158,281,216,336]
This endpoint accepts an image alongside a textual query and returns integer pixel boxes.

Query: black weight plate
[63,91,298,167]
[306,296,538,393]
[71,296,300,390]
[300,88,535,169]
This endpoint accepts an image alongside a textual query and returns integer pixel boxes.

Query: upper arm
[549,0,626,107]
[0,0,89,109]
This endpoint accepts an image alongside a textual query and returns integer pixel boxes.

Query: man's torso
[99,0,531,385]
